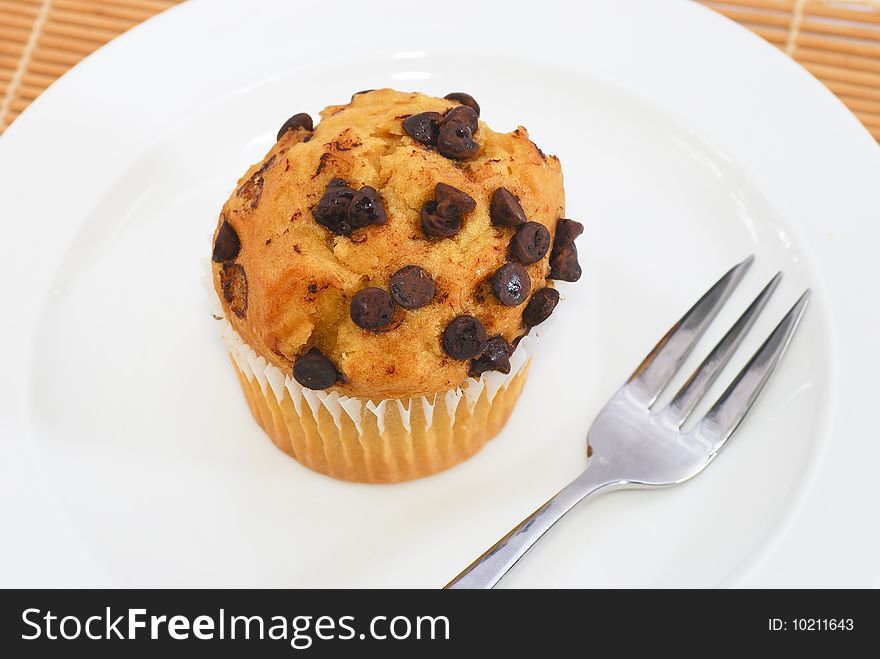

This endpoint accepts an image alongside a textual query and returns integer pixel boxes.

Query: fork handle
[445,467,620,589]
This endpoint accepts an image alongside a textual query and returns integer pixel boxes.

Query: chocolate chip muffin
[212,89,582,482]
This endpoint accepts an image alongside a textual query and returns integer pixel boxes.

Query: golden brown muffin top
[212,89,580,398]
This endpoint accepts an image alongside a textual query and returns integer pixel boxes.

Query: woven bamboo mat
[1,0,879,141]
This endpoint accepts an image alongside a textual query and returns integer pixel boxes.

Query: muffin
[211,89,582,483]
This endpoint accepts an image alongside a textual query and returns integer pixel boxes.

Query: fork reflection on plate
[446,256,810,589]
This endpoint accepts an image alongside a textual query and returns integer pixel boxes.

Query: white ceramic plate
[1,0,878,587]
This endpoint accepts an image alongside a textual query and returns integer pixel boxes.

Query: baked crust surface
[212,89,564,398]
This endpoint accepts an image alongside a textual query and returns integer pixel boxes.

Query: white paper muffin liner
[218,318,540,435]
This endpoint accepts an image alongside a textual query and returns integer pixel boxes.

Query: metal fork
[446,256,810,589]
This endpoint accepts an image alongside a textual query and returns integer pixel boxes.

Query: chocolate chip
[421,202,461,238]
[549,242,582,281]
[554,217,584,248]
[548,218,583,281]
[212,219,240,262]
[312,181,356,235]
[350,287,395,330]
[490,188,527,226]
[349,185,387,228]
[509,221,551,264]
[237,175,264,209]
[437,120,479,160]
[420,183,475,238]
[421,201,461,238]
[435,182,476,217]
[403,112,444,146]
[313,153,331,177]
[236,155,276,209]
[522,287,559,327]
[219,263,248,319]
[444,105,478,133]
[442,315,488,360]
[390,265,436,309]
[468,335,512,377]
[313,178,387,236]
[277,113,313,141]
[444,92,481,116]
[489,262,531,306]
[293,348,340,390]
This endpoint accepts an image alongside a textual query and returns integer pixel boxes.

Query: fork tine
[627,255,754,406]
[665,272,783,426]
[697,290,811,449]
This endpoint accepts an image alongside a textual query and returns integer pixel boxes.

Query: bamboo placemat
[702,0,880,140]
[1,0,879,141]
